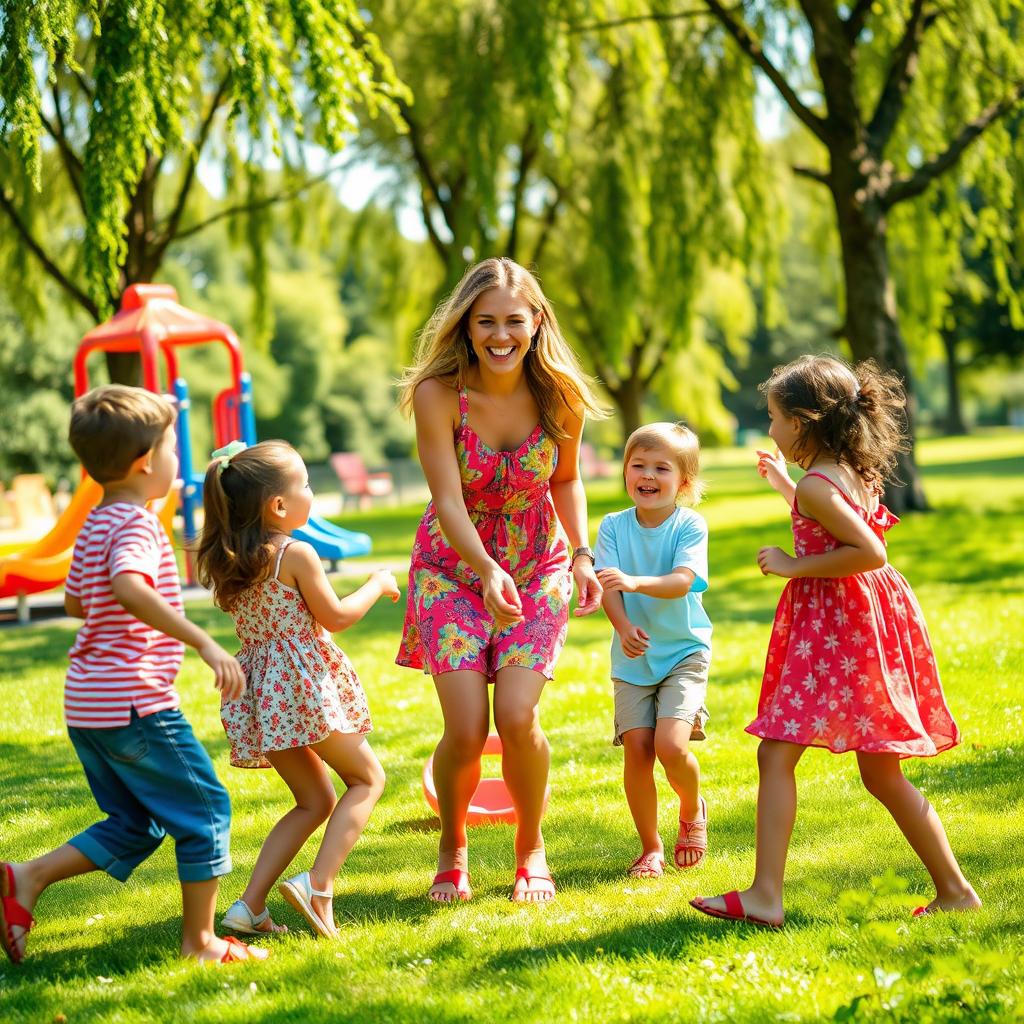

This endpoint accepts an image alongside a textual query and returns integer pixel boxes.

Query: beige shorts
[612,649,710,746]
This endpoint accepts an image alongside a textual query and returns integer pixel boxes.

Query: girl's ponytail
[762,355,909,490]
[194,440,297,611]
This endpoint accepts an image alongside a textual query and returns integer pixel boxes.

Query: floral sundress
[221,540,371,768]
[747,472,959,757]
[396,385,572,681]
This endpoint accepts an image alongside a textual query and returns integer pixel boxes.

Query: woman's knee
[440,721,489,763]
[494,705,543,748]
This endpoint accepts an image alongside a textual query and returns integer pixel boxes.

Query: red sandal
[217,935,270,963]
[1,862,35,965]
[428,869,471,902]
[510,866,555,903]
[689,890,783,929]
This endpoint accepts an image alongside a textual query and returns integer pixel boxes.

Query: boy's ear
[131,449,155,476]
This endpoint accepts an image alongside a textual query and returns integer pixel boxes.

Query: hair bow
[211,439,247,477]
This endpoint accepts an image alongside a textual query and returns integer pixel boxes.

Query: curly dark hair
[195,440,298,612]
[759,354,909,491]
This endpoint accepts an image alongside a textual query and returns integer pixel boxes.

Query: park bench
[329,452,394,510]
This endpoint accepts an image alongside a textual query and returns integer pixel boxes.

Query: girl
[595,423,712,880]
[396,258,605,904]
[691,355,980,928]
[196,440,399,938]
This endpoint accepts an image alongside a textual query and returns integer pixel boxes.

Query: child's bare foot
[674,796,707,869]
[428,849,471,903]
[913,885,982,917]
[690,886,784,928]
[189,935,271,963]
[627,850,665,879]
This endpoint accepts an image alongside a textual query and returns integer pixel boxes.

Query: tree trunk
[608,374,645,448]
[940,327,968,435]
[831,172,929,513]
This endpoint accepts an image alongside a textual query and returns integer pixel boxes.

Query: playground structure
[421,733,550,826]
[0,284,371,621]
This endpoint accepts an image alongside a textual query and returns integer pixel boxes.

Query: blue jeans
[67,708,232,883]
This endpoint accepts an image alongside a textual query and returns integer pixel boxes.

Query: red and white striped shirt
[64,502,184,728]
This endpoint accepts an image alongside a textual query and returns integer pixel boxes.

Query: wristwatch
[571,545,595,564]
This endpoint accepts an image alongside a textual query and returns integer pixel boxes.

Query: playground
[2,430,1022,1023]
[0,286,373,623]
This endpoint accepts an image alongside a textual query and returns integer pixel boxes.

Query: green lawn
[2,432,1022,1022]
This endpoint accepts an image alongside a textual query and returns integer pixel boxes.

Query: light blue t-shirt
[595,506,712,686]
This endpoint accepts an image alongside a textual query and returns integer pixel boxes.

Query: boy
[0,385,267,965]
[595,422,712,879]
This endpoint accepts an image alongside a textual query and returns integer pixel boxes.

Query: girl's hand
[756,448,791,494]
[371,569,401,603]
[572,558,603,617]
[758,546,797,578]
[618,622,650,658]
[596,567,638,594]
[482,565,524,628]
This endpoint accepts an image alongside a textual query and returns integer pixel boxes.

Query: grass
[1,430,1023,1023]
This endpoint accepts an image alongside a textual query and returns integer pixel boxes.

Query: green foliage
[0,298,83,485]
[0,0,409,317]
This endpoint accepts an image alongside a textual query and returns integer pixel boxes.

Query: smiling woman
[395,257,606,905]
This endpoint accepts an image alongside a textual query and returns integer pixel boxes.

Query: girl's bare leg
[857,752,980,912]
[239,745,339,931]
[694,739,805,922]
[300,732,386,932]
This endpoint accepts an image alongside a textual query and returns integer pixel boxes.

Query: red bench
[329,453,394,510]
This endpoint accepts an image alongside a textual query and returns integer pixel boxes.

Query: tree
[685,1,1024,510]
[548,11,773,440]
[0,1,407,380]
[351,1,772,443]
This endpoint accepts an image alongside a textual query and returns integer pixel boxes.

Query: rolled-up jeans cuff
[67,833,132,883]
[177,854,232,883]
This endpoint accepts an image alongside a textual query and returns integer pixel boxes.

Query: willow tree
[351,1,772,441]
[686,0,1024,510]
[0,1,406,378]
[348,0,576,293]
[548,9,775,441]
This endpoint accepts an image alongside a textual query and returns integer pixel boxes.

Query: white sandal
[278,872,335,938]
[221,898,287,935]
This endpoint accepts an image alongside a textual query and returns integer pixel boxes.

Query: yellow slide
[0,476,177,601]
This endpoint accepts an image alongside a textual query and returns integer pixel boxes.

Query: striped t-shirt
[64,502,184,728]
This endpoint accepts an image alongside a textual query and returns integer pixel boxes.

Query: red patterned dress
[747,472,959,757]
[221,540,371,768]
[396,386,572,681]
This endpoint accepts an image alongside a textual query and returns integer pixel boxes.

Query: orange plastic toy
[422,733,550,825]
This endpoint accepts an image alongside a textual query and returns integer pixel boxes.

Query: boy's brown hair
[623,422,705,506]
[69,385,176,484]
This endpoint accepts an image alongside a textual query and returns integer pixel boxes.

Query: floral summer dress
[747,472,959,757]
[221,540,371,768]
[397,385,572,680]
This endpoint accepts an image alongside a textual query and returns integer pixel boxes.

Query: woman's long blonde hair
[397,258,605,439]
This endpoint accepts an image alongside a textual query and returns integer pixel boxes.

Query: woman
[397,258,605,903]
